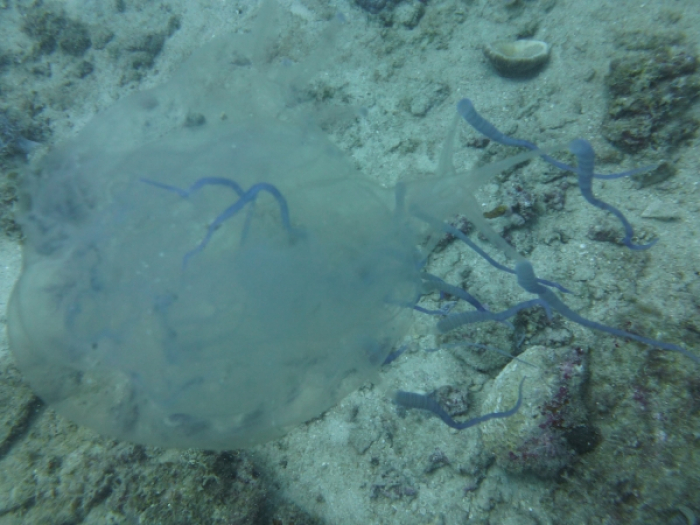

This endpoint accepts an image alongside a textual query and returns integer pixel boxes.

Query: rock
[480,345,596,478]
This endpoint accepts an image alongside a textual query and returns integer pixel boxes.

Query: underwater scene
[0,0,699,523]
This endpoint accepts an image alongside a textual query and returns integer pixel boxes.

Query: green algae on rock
[602,46,700,153]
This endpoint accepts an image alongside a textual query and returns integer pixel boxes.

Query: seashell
[483,39,551,77]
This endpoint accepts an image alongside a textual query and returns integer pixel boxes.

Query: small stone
[483,40,551,77]
[632,159,677,188]
[641,200,682,220]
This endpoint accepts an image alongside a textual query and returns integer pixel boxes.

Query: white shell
[484,39,551,76]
